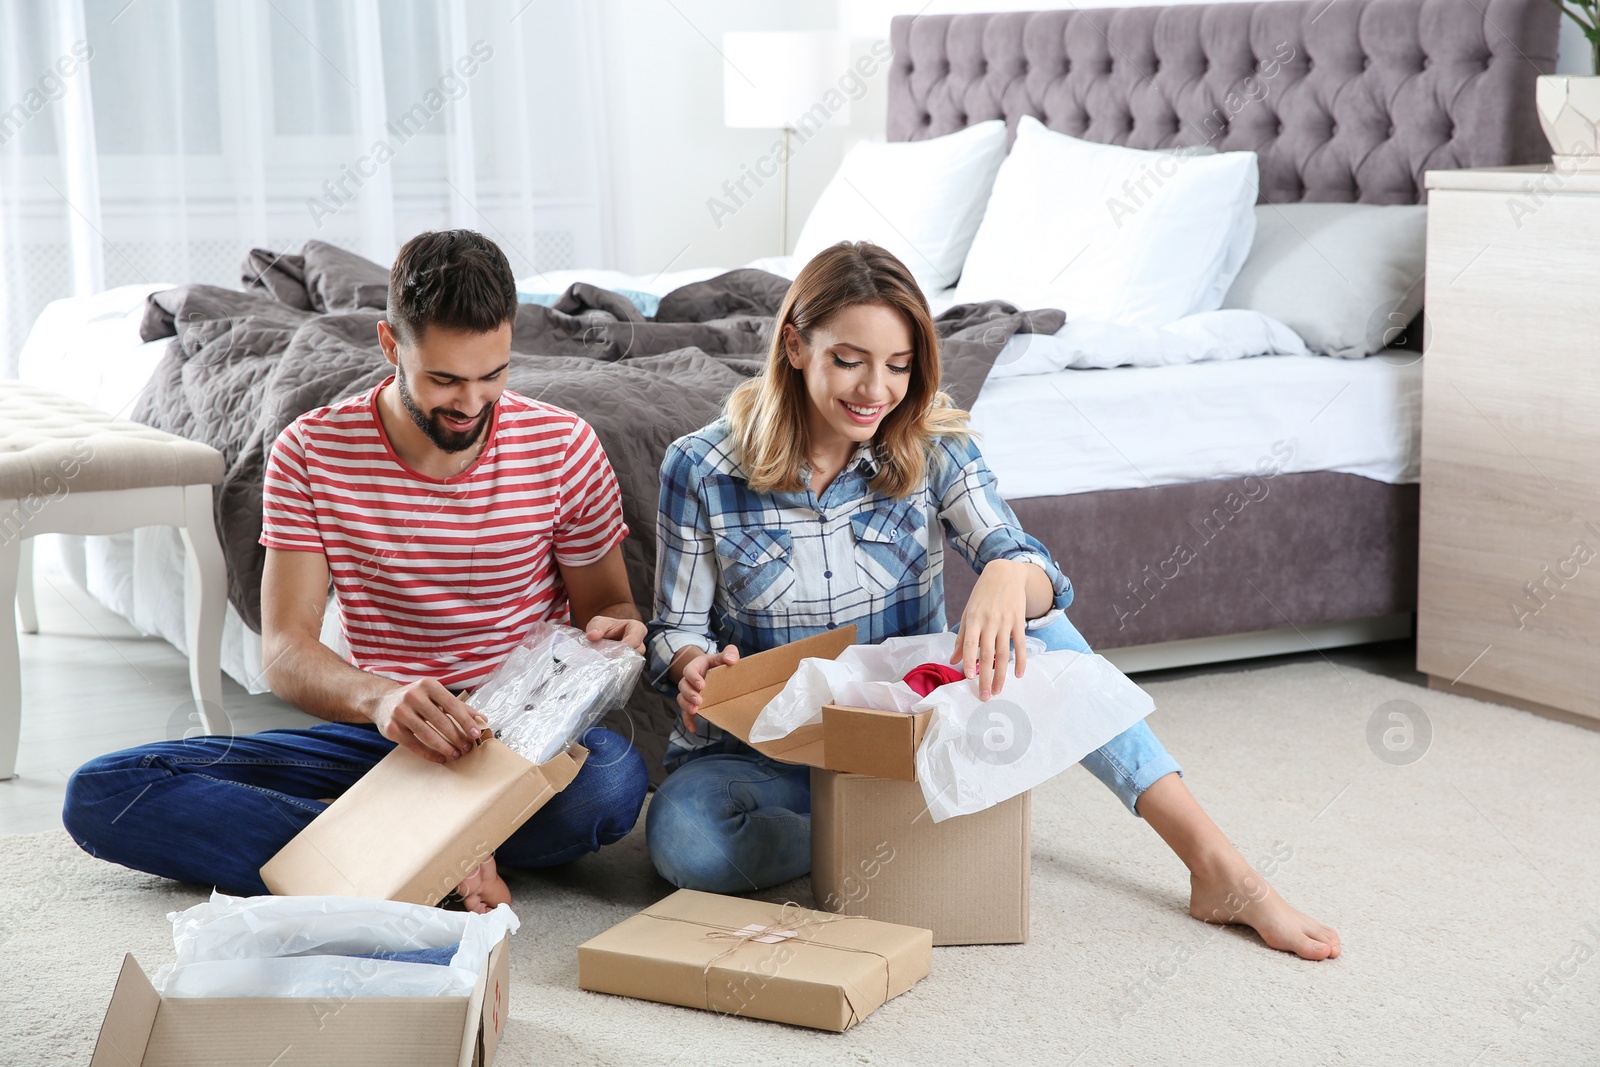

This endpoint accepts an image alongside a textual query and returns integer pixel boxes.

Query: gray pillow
[1221,203,1427,358]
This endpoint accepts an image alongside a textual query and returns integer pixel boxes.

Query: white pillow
[955,117,1259,326]
[1221,203,1427,358]
[791,121,1008,293]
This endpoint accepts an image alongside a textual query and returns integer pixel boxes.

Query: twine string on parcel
[636,906,895,1011]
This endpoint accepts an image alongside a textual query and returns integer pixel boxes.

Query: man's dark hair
[387,229,517,345]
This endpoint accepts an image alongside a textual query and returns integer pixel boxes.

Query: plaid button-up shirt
[647,418,1072,761]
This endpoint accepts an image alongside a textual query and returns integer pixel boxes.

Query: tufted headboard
[888,0,1558,204]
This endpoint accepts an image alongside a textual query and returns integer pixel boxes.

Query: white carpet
[3,660,1597,1066]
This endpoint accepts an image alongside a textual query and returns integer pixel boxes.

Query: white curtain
[0,0,606,375]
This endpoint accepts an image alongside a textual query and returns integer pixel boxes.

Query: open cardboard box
[699,625,1032,945]
[90,935,511,1067]
[261,736,586,906]
[698,624,932,782]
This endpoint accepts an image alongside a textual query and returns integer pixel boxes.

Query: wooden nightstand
[1418,166,1600,727]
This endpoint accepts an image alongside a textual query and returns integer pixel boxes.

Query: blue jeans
[645,613,1182,893]
[62,723,649,897]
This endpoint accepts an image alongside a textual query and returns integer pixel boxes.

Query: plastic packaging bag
[469,622,643,764]
[153,892,518,998]
[747,632,1153,822]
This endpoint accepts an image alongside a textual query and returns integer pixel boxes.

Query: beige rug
[3,660,1597,1066]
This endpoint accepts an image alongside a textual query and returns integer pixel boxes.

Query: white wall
[592,0,1589,274]
[591,0,859,273]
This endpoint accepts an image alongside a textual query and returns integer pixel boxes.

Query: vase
[1536,74,1600,170]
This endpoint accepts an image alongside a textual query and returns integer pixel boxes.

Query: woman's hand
[676,646,740,731]
[950,558,1035,700]
[584,614,647,655]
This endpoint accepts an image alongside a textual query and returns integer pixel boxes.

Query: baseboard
[1100,613,1414,674]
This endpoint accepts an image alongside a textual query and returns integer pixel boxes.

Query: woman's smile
[839,399,886,424]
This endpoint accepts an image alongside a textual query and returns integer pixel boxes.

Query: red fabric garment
[902,662,966,697]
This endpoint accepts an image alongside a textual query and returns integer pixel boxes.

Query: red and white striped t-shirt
[260,379,628,690]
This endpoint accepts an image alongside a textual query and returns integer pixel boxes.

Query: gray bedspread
[132,241,1063,637]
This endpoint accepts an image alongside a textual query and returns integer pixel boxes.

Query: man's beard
[396,362,493,454]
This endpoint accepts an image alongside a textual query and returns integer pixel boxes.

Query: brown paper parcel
[576,889,932,1032]
[694,625,933,783]
[261,736,586,906]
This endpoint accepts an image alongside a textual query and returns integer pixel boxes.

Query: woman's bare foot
[1188,855,1341,961]
[1136,773,1340,961]
[454,856,512,914]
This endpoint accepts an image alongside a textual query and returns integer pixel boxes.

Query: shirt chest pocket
[851,498,930,594]
[715,526,796,612]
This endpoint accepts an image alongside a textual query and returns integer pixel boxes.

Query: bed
[888,0,1556,664]
[13,0,1559,772]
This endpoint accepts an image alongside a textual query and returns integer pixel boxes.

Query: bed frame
[897,0,1559,668]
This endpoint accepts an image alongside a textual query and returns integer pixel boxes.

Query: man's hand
[561,546,646,655]
[371,678,488,763]
[584,614,647,655]
[676,646,739,732]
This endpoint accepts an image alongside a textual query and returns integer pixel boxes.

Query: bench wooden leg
[0,531,21,780]
[14,538,37,635]
[179,484,226,733]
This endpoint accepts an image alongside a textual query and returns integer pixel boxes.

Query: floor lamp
[722,32,848,256]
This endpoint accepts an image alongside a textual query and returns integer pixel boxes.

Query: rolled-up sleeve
[933,436,1073,618]
[646,439,722,694]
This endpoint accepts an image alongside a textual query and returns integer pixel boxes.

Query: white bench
[0,382,228,779]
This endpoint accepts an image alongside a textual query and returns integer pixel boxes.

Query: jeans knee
[578,728,649,845]
[61,773,90,848]
[1030,612,1093,654]
[645,786,754,893]
[61,751,133,853]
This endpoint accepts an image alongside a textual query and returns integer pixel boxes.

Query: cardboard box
[90,935,511,1067]
[697,625,932,782]
[261,736,586,906]
[576,889,931,1031]
[811,769,1032,946]
[697,627,1033,944]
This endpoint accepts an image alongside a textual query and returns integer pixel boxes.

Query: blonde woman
[645,242,1340,960]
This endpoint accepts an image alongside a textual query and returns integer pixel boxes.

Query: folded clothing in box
[156,891,519,998]
[577,889,932,1032]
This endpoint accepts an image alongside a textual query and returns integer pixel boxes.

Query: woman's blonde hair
[725,241,971,498]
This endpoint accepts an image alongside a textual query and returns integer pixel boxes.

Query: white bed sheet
[18,282,174,417]
[971,351,1421,500]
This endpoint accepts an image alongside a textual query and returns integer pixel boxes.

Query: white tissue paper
[154,891,519,998]
[748,632,1154,822]
[469,622,643,764]
[748,632,970,739]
